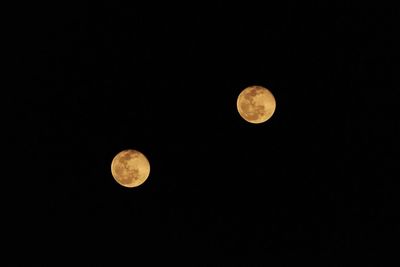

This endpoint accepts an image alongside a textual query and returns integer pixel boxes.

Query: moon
[237,85,276,124]
[111,149,151,188]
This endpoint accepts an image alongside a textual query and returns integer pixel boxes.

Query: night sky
[9,1,399,265]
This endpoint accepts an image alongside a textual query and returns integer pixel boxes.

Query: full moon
[237,85,276,124]
[111,149,151,188]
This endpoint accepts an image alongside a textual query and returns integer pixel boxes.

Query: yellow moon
[237,85,276,124]
[111,149,150,188]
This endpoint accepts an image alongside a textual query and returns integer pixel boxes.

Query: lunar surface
[237,85,276,123]
[111,149,150,188]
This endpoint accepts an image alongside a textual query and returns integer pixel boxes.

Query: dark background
[8,1,399,265]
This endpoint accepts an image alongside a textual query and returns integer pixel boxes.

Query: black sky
[8,1,399,265]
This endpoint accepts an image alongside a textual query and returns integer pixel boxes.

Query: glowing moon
[237,85,276,124]
[111,149,150,188]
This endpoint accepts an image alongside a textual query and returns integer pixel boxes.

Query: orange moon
[237,85,276,124]
[111,149,150,188]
